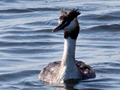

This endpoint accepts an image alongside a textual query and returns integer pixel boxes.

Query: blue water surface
[0,0,120,90]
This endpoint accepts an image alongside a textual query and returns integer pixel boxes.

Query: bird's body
[39,9,95,84]
[39,60,95,84]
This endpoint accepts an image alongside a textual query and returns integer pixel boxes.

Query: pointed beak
[52,25,63,32]
[52,21,68,32]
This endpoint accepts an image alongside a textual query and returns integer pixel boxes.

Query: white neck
[62,37,76,65]
[57,37,81,82]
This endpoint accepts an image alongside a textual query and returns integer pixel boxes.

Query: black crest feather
[68,9,81,18]
[60,9,81,23]
[60,9,81,18]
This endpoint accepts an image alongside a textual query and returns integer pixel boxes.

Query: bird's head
[53,9,81,39]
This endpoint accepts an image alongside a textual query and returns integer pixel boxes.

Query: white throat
[57,37,80,82]
[62,37,76,65]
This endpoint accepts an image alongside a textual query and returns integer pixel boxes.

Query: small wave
[26,20,57,26]
[82,78,114,83]
[0,41,61,48]
[80,12,120,21]
[98,15,120,21]
[0,48,60,54]
[1,0,17,3]
[96,68,120,74]
[108,11,120,17]
[0,9,31,13]
[0,70,39,82]
[80,14,99,20]
[0,8,59,13]
[26,21,49,26]
[95,62,120,69]
[82,24,120,33]
[2,29,52,34]
[19,80,43,87]
[79,45,118,49]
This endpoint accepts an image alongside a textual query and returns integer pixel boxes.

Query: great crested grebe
[39,9,96,84]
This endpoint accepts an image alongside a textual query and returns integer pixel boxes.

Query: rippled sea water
[0,0,120,90]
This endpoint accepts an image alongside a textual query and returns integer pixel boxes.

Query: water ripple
[82,24,120,32]
[81,12,120,21]
[0,70,39,82]
[0,0,120,90]
[0,41,61,47]
[0,8,59,13]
